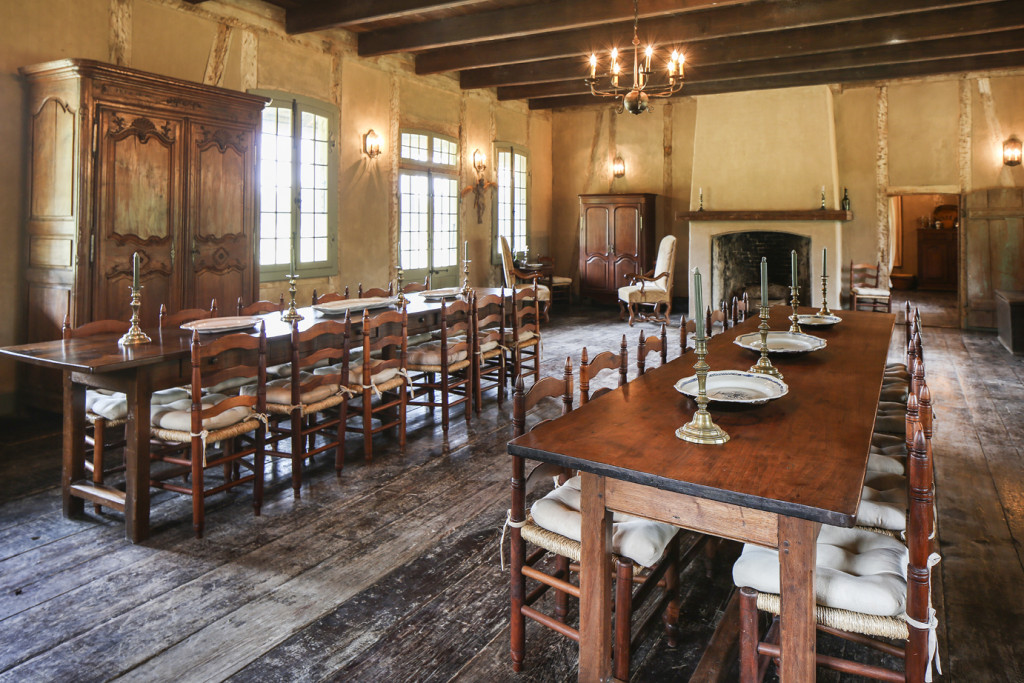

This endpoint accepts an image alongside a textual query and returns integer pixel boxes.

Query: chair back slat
[62,316,130,340]
[161,300,218,328]
[237,297,283,316]
[580,336,627,404]
[637,324,667,375]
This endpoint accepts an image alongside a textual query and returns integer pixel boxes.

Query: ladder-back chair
[471,290,506,413]
[407,298,473,433]
[579,335,628,404]
[850,261,892,312]
[636,324,668,376]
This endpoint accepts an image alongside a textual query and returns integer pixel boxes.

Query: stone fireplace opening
[711,231,812,307]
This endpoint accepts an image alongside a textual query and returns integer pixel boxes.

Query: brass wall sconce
[472,149,487,175]
[612,154,626,178]
[1003,136,1022,166]
[363,129,381,159]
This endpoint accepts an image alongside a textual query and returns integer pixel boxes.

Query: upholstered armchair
[618,235,677,326]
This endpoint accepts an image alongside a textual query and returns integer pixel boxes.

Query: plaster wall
[0,0,551,400]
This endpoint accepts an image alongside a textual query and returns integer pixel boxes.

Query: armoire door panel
[612,206,640,258]
[583,207,610,256]
[583,254,611,292]
[187,124,256,309]
[94,107,182,327]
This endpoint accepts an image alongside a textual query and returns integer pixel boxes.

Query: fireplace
[712,232,811,307]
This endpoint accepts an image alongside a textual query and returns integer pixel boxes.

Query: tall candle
[693,268,704,339]
[132,251,140,290]
[822,246,827,275]
[464,240,468,261]
[790,250,797,288]
[760,257,768,309]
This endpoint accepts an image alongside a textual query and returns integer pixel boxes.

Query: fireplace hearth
[712,231,811,307]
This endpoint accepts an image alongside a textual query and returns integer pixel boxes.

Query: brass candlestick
[118,285,152,346]
[817,275,833,316]
[788,285,802,334]
[395,268,407,305]
[460,256,472,297]
[676,334,729,445]
[749,304,783,379]
[281,274,304,322]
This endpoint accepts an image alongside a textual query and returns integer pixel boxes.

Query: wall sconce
[1003,136,1022,166]
[472,149,487,174]
[612,154,626,178]
[363,129,381,159]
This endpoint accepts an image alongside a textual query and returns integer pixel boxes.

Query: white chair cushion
[551,275,573,286]
[732,526,909,617]
[150,394,253,432]
[205,376,255,395]
[852,286,890,298]
[530,476,678,568]
[407,340,469,366]
[347,363,402,387]
[652,235,677,294]
[242,374,338,405]
[515,283,551,301]
[874,415,905,435]
[86,387,191,421]
[858,485,908,531]
[872,433,906,450]
[505,329,537,344]
[86,389,128,421]
[618,284,671,305]
[867,452,906,475]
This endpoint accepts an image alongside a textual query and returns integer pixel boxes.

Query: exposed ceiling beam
[527,50,1024,109]
[461,0,1024,90]
[497,28,1024,100]
[357,0,750,57]
[286,0,485,34]
[415,0,1000,73]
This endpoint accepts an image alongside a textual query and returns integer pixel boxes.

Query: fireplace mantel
[676,209,853,222]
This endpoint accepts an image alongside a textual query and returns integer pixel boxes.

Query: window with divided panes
[398,131,460,288]
[256,92,337,281]
[493,142,529,261]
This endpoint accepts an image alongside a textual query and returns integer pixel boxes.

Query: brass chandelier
[585,0,685,114]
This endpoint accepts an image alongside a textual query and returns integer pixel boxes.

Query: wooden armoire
[20,59,267,344]
[578,194,657,304]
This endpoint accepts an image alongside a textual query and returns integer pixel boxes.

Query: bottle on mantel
[841,188,851,212]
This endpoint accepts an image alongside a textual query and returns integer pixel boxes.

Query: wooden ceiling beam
[463,1,1024,89]
[286,0,485,34]
[415,0,1000,73]
[527,50,1024,109]
[496,27,1024,100]
[357,0,749,57]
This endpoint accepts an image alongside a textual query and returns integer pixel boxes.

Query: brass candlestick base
[749,305,783,379]
[118,286,152,346]
[460,257,472,297]
[817,275,833,316]
[281,274,304,322]
[788,285,802,334]
[395,268,407,306]
[677,336,729,445]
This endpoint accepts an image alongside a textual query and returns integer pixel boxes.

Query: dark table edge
[507,442,856,528]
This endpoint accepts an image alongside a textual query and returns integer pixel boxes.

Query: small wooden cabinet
[578,194,657,304]
[917,229,957,290]
[20,59,267,405]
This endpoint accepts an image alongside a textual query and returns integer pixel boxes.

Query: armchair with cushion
[499,236,551,322]
[618,235,677,326]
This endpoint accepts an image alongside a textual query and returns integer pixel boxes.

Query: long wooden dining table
[508,306,895,681]
[0,289,503,543]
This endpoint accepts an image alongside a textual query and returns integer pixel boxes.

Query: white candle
[760,257,768,309]
[693,268,704,339]
[464,240,468,261]
[822,246,827,275]
[132,252,140,290]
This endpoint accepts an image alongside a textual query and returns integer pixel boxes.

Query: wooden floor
[1,291,1022,682]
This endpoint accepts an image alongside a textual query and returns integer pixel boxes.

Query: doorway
[890,193,959,293]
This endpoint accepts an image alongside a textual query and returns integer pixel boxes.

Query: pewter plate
[180,316,259,334]
[734,330,827,354]
[674,371,789,405]
[420,287,464,300]
[312,297,397,315]
[797,313,843,328]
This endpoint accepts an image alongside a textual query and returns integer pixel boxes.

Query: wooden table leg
[579,472,613,682]
[777,516,820,682]
[61,371,85,518]
[123,371,153,543]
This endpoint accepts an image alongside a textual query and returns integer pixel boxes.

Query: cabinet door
[581,205,611,293]
[185,123,258,310]
[611,203,642,287]
[93,107,182,327]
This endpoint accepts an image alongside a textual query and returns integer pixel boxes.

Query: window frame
[252,90,338,283]
[491,141,530,264]
[398,129,461,278]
